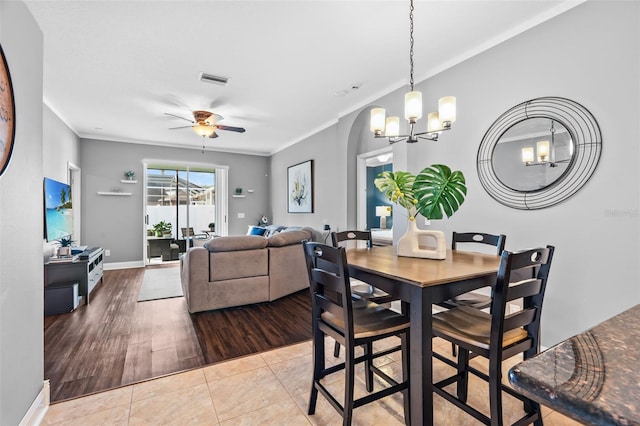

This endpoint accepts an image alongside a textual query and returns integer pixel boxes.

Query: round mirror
[492,118,573,192]
[477,97,601,210]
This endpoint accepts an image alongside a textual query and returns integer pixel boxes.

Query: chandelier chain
[409,0,415,91]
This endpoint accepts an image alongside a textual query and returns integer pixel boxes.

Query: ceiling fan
[165,110,246,138]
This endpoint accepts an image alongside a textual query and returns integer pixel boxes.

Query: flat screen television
[44,177,73,242]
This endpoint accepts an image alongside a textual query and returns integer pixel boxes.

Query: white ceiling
[24,0,583,156]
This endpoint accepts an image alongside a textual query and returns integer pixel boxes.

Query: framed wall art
[287,159,313,213]
[0,44,15,177]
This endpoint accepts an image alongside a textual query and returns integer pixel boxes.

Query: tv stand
[44,247,104,304]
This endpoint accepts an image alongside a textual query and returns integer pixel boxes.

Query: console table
[44,247,104,304]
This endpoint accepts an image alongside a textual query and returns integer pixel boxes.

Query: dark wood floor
[44,265,312,403]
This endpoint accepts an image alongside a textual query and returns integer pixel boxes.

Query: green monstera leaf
[374,171,416,211]
[413,164,467,220]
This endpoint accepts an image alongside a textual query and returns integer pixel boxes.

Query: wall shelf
[232,195,246,198]
[97,191,132,196]
[120,179,137,184]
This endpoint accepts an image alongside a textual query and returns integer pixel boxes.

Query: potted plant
[152,221,172,237]
[208,222,215,232]
[57,236,75,257]
[374,164,467,259]
[124,170,135,180]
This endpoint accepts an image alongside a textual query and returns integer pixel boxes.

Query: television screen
[44,177,73,242]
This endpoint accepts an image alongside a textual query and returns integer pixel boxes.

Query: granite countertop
[509,304,640,426]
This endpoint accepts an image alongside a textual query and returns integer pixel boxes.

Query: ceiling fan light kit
[370,0,456,144]
[165,110,245,141]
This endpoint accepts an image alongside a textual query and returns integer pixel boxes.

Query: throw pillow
[247,226,266,236]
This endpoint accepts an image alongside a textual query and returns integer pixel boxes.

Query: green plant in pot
[152,220,172,237]
[208,222,215,232]
[57,236,75,257]
[374,164,467,259]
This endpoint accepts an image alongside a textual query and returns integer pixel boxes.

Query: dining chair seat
[432,306,528,351]
[321,302,409,339]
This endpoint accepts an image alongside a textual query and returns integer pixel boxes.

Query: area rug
[137,266,183,302]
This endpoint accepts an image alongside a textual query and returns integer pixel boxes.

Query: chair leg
[308,326,325,415]
[456,348,470,403]
[333,340,341,358]
[401,332,411,426]
[364,342,374,392]
[344,347,355,426]
[488,355,504,426]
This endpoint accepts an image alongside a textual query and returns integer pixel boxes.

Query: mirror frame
[477,97,602,209]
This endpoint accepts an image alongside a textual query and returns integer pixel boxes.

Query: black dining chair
[439,232,506,356]
[302,241,410,425]
[330,230,397,358]
[431,245,554,426]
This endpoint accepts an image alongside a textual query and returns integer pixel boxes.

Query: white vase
[397,219,447,259]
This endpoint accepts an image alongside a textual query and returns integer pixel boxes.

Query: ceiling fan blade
[208,132,219,139]
[216,124,246,133]
[164,112,194,123]
[169,125,193,130]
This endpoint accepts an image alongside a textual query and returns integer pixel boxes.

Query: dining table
[346,245,501,426]
[509,304,640,426]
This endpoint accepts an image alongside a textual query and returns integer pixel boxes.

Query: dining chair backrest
[302,242,355,337]
[331,230,372,250]
[491,245,554,359]
[452,232,506,256]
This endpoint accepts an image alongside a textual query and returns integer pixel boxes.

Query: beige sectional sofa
[180,227,313,313]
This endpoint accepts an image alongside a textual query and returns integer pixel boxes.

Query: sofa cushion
[267,229,312,247]
[209,249,268,281]
[204,235,268,252]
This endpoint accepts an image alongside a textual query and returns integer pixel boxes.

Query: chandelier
[370,0,456,144]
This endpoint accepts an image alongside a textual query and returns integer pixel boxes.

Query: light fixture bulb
[370,108,386,134]
[439,96,456,124]
[385,117,400,137]
[522,147,534,163]
[537,140,550,162]
[427,112,441,133]
[404,91,422,123]
[193,123,215,137]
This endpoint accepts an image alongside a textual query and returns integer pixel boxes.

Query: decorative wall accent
[287,160,313,213]
[477,97,602,209]
[0,45,15,177]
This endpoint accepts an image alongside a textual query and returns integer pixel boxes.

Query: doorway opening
[357,148,393,239]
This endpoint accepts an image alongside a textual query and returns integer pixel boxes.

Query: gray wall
[273,1,640,347]
[0,1,45,423]
[80,139,270,264]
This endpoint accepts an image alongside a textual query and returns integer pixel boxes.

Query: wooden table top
[346,245,501,288]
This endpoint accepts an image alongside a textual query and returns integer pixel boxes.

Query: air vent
[199,72,229,86]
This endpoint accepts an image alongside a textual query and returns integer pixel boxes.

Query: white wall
[272,1,640,347]
[0,1,45,423]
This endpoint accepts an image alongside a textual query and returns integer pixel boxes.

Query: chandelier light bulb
[385,117,400,137]
[427,112,441,133]
[370,108,386,134]
[439,96,457,124]
[522,147,534,163]
[404,91,422,123]
[537,140,550,162]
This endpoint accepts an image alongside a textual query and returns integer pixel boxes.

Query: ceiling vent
[199,72,229,86]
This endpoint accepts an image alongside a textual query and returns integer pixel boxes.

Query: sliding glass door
[145,164,226,263]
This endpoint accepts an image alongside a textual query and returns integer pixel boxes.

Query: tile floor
[42,337,582,425]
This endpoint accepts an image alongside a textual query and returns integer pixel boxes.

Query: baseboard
[104,260,145,270]
[19,380,49,426]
